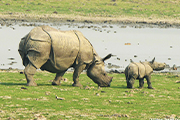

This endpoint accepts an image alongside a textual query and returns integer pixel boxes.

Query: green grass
[0,71,180,119]
[0,0,180,20]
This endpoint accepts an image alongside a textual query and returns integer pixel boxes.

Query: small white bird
[55,95,65,100]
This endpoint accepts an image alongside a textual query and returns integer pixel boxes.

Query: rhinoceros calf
[18,25,113,87]
[125,58,165,89]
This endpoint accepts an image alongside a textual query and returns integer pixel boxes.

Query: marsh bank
[0,13,180,28]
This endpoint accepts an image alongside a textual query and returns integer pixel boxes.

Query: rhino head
[149,57,166,71]
[87,54,113,87]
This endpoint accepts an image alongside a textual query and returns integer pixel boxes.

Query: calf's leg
[127,77,135,89]
[139,78,144,88]
[146,75,153,89]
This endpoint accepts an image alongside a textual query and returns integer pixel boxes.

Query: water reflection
[0,22,179,72]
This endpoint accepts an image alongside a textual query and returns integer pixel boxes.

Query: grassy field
[0,71,179,119]
[0,0,180,23]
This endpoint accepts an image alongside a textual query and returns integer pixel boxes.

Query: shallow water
[0,22,180,71]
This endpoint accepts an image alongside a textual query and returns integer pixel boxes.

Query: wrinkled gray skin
[125,58,165,89]
[18,25,113,87]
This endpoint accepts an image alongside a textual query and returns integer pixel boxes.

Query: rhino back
[126,63,146,79]
[73,30,94,64]
[47,30,80,70]
[19,26,52,68]
[18,26,50,55]
[125,63,139,77]
[142,62,153,75]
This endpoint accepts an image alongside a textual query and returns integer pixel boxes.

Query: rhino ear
[130,59,134,63]
[102,54,113,62]
[150,57,155,63]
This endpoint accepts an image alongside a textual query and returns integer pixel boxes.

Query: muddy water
[0,22,179,72]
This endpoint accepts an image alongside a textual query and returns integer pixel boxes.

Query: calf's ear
[150,57,155,64]
[130,59,134,63]
[102,54,113,62]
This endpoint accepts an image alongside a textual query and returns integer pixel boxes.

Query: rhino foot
[27,82,37,86]
[138,86,143,89]
[52,81,61,86]
[127,86,135,89]
[72,82,83,87]
[147,87,154,89]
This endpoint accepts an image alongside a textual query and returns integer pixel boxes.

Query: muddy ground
[0,13,180,28]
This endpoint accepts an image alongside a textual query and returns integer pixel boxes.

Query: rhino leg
[146,75,154,89]
[72,64,86,87]
[52,71,66,86]
[24,62,37,86]
[139,78,144,88]
[127,77,135,89]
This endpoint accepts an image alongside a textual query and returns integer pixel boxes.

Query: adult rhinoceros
[18,25,113,87]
